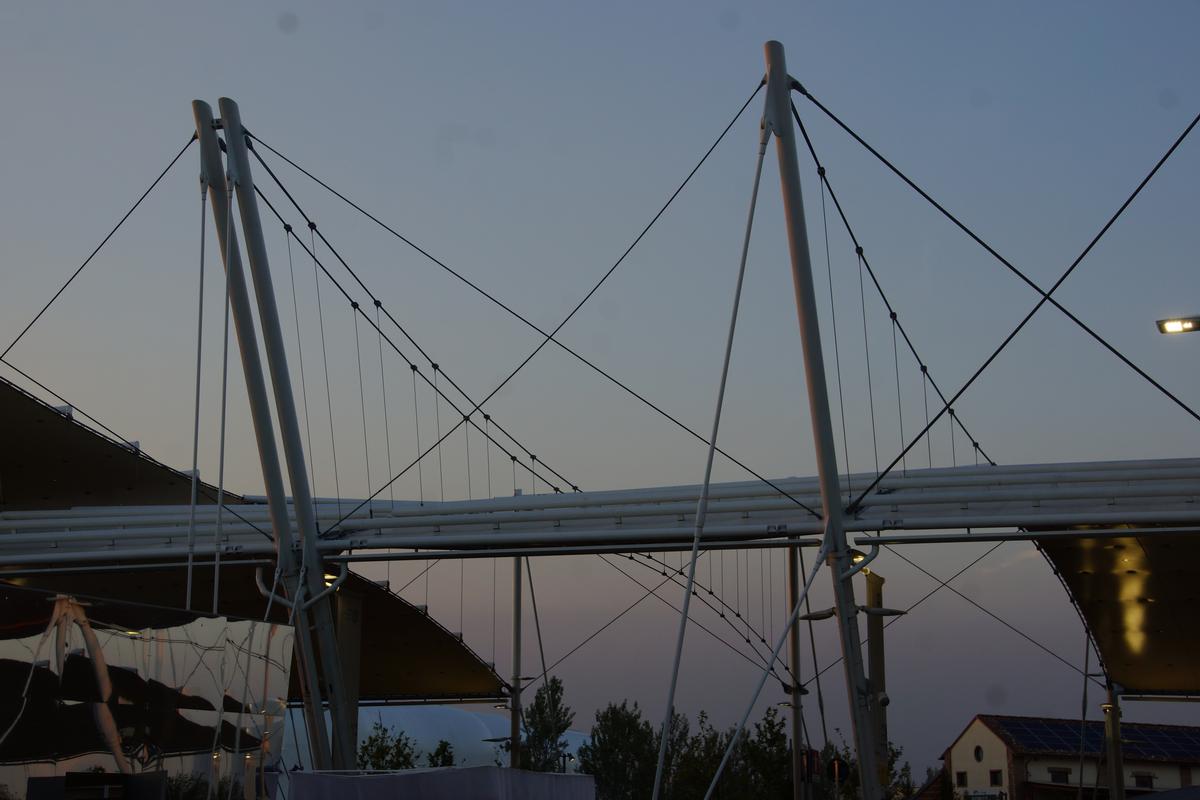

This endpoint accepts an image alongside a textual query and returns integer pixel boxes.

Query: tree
[578,700,658,799]
[521,676,576,772]
[739,707,792,798]
[357,720,417,770]
[426,740,456,768]
[811,733,914,800]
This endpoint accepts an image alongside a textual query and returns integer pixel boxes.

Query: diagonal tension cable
[792,102,995,468]
[795,86,1200,507]
[253,189,565,526]
[245,86,821,520]
[246,141,577,495]
[3,134,198,360]
[824,98,1200,511]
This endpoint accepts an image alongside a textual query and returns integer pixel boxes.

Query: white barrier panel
[290,767,596,800]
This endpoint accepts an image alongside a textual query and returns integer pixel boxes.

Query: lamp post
[851,550,906,789]
[1155,315,1200,334]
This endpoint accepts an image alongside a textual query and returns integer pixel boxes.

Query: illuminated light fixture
[324,571,337,588]
[849,549,866,564]
[1156,316,1200,334]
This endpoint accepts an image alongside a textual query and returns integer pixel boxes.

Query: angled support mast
[192,98,356,771]
[762,40,883,800]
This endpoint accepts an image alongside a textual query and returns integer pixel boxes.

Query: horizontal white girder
[0,457,1194,568]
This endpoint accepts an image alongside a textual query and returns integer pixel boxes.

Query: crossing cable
[185,178,209,610]
[252,190,565,523]
[352,308,373,496]
[614,553,788,682]
[595,555,787,686]
[792,103,994,470]
[794,88,1200,508]
[309,225,343,514]
[524,558,551,691]
[486,416,497,663]
[703,538,830,799]
[801,542,1004,689]
[818,177,853,496]
[245,141,578,495]
[2,134,197,360]
[891,317,908,476]
[628,551,792,680]
[796,546,829,748]
[375,301,396,510]
[802,540,1104,691]
[411,366,425,503]
[212,186,236,614]
[243,91,821,520]
[856,248,881,473]
[433,367,446,502]
[283,226,319,504]
[0,359,272,541]
[878,531,1102,686]
[525,567,678,684]
[652,123,768,800]
[249,191,571,506]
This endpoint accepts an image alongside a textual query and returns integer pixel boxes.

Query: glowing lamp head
[1156,316,1199,334]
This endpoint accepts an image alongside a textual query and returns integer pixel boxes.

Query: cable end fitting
[373,299,382,308]
[790,78,809,97]
[431,363,439,372]
[410,364,418,372]
[817,166,826,177]
[889,311,897,321]
[855,246,864,256]
[920,364,928,374]
[284,223,292,233]
[351,301,359,310]
[307,221,317,231]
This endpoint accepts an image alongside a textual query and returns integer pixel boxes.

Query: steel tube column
[866,572,888,785]
[191,101,334,770]
[218,97,357,770]
[1105,684,1126,800]
[787,546,806,800]
[763,40,883,800]
[511,556,523,768]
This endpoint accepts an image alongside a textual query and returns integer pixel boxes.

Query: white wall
[947,719,1010,797]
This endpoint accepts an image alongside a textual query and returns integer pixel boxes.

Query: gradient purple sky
[1,1,1198,772]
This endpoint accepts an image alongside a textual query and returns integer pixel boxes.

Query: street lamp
[1156,316,1200,334]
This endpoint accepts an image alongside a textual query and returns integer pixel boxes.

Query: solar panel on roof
[982,716,1200,763]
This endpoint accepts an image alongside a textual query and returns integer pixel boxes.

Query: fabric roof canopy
[0,375,504,703]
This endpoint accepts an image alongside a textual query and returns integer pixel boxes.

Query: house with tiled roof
[944,715,1200,800]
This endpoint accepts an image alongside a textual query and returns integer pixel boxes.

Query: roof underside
[1037,529,1200,695]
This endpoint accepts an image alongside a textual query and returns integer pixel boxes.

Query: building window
[975,745,984,763]
[1049,768,1071,785]
[1134,774,1154,790]
[990,770,1003,787]
[956,772,968,788]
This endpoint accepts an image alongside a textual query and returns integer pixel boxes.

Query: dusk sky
[2,1,1198,772]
